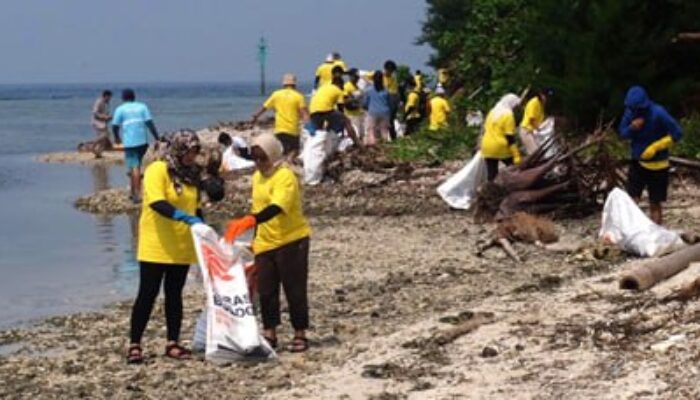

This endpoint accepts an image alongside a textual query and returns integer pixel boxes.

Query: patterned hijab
[164,130,202,188]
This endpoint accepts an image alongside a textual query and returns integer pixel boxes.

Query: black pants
[626,161,669,204]
[275,133,300,155]
[405,118,421,136]
[255,237,310,331]
[485,157,513,182]
[130,261,190,343]
[388,94,399,140]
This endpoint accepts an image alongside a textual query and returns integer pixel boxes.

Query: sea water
[0,82,295,327]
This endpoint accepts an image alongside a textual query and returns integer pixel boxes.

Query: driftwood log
[619,243,700,291]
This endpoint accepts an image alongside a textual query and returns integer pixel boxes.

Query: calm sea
[0,82,297,328]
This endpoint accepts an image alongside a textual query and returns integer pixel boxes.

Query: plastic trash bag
[301,128,340,185]
[191,224,276,364]
[437,151,487,210]
[599,188,685,257]
[532,117,559,159]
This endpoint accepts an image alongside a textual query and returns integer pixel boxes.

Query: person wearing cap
[480,93,522,181]
[519,88,553,154]
[428,86,451,132]
[126,130,203,364]
[619,85,682,225]
[224,133,311,353]
[251,74,309,158]
[314,54,336,89]
[343,68,365,140]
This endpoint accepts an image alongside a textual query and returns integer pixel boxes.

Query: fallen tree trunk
[619,243,700,291]
[670,156,700,170]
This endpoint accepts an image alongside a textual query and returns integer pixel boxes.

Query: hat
[435,86,446,95]
[252,133,284,165]
[282,73,297,86]
[325,53,334,62]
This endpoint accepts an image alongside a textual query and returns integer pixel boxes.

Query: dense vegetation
[417,0,700,130]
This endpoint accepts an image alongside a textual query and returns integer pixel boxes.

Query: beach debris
[473,126,624,222]
[403,312,496,349]
[650,334,687,353]
[619,243,700,291]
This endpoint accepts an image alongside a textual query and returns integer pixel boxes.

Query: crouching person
[224,133,312,352]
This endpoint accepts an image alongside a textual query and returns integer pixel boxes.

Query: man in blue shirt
[618,85,682,225]
[112,89,160,203]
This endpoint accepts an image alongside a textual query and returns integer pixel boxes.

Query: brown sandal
[126,344,144,364]
[165,343,192,360]
[287,337,309,353]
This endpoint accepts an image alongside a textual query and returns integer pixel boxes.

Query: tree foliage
[419,0,700,129]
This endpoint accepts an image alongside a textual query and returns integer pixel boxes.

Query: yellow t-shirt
[309,84,344,114]
[333,60,347,73]
[438,68,449,85]
[384,73,399,95]
[414,74,424,91]
[520,96,544,131]
[481,111,517,159]
[429,96,450,131]
[315,62,334,87]
[263,88,306,135]
[343,81,362,117]
[251,166,311,254]
[405,91,421,120]
[138,161,198,264]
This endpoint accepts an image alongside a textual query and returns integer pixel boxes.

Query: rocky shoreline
[9,123,700,399]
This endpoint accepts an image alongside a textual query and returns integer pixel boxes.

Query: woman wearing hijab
[224,133,311,352]
[480,93,522,181]
[126,130,203,363]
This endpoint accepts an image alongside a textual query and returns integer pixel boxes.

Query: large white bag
[437,151,487,210]
[532,117,559,159]
[301,129,340,185]
[599,188,685,257]
[191,224,276,364]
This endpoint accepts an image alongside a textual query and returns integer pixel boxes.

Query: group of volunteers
[247,52,456,153]
[89,54,680,364]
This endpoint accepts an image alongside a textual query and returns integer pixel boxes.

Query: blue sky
[0,0,431,84]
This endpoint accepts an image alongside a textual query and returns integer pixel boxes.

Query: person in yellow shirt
[332,52,347,73]
[314,54,336,89]
[382,60,400,140]
[127,130,203,364]
[224,133,311,352]
[518,88,553,154]
[404,78,423,135]
[480,93,522,181]
[251,73,309,157]
[309,77,345,129]
[414,70,424,92]
[428,87,450,131]
[344,68,365,140]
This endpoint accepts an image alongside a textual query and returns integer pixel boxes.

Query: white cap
[435,86,446,95]
[325,53,334,62]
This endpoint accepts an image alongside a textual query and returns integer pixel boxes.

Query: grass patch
[386,124,480,163]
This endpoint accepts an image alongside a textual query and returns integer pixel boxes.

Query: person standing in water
[112,89,160,203]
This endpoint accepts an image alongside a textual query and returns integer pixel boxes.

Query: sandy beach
[4,125,700,399]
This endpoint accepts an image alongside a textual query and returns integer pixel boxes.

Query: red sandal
[126,344,144,364]
[165,343,192,360]
[287,337,309,353]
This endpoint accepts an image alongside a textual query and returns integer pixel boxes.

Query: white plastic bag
[301,129,340,185]
[599,188,685,257]
[437,151,487,210]
[302,129,328,185]
[532,117,559,159]
[191,224,276,364]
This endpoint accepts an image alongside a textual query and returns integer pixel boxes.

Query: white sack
[599,188,685,257]
[437,151,487,210]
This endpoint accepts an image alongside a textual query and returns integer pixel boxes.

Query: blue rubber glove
[172,209,203,225]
